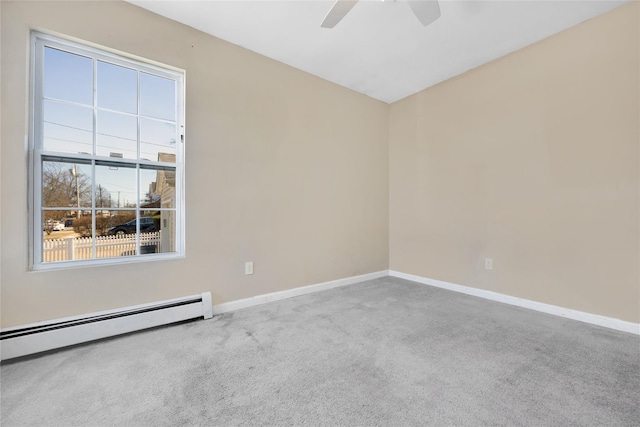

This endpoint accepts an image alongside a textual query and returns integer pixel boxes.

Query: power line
[44,120,177,147]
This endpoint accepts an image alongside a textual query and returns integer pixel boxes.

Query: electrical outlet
[485,258,493,270]
[245,261,254,275]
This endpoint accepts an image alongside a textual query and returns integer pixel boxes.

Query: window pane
[140,166,176,209]
[95,162,137,208]
[140,118,176,162]
[140,210,175,255]
[97,110,137,159]
[98,210,137,258]
[101,210,137,236]
[44,47,93,105]
[43,100,93,154]
[140,73,175,121]
[42,160,91,208]
[42,212,92,263]
[97,61,137,114]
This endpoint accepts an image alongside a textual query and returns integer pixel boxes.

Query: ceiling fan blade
[407,0,441,27]
[321,0,359,28]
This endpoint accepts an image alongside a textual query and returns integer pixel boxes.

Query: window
[30,33,185,269]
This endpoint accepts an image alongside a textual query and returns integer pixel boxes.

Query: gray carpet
[1,277,639,426]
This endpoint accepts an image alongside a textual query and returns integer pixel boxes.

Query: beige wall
[390,3,639,323]
[0,1,389,327]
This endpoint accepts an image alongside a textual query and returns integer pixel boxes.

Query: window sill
[30,252,185,272]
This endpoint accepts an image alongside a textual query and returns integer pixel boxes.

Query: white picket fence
[43,232,161,262]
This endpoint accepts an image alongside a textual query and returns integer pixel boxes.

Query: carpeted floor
[1,277,639,426]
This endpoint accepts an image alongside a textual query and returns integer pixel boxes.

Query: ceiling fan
[321,0,441,28]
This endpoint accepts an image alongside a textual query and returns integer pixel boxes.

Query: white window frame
[29,32,186,270]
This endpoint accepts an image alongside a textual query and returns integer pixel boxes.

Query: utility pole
[97,185,104,208]
[71,165,81,218]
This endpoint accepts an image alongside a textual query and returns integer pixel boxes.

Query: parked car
[107,217,156,235]
[44,220,65,232]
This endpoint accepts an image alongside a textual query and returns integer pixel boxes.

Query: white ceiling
[127,0,628,103]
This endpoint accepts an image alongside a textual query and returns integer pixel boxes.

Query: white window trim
[29,32,186,270]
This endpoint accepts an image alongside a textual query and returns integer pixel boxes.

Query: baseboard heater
[0,292,213,361]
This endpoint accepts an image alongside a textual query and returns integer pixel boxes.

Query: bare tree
[42,162,91,234]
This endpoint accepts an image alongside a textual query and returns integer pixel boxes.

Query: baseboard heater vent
[1,292,213,361]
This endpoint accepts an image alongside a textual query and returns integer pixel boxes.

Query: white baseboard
[213,270,389,315]
[389,270,640,336]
